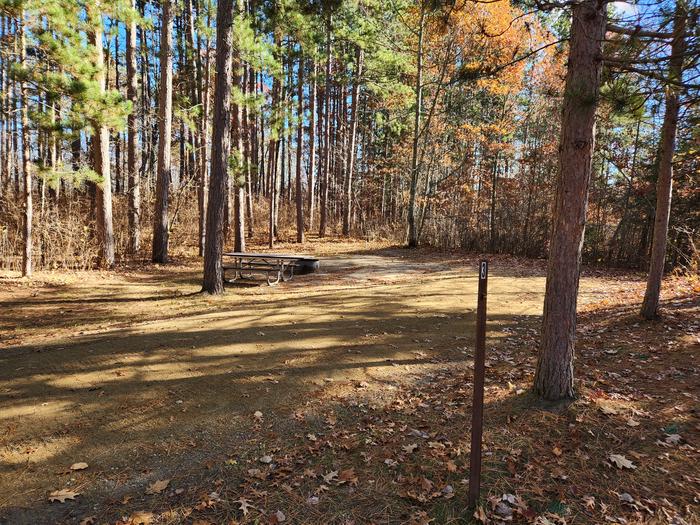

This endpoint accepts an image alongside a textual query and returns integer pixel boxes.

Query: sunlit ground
[1,241,697,524]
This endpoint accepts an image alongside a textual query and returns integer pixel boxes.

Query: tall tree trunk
[126,0,141,254]
[295,50,305,243]
[152,0,173,263]
[113,31,122,194]
[342,47,363,236]
[243,64,261,238]
[199,24,211,256]
[20,15,32,277]
[319,14,332,238]
[640,1,686,319]
[407,2,426,248]
[89,3,115,268]
[268,35,282,247]
[184,0,201,252]
[268,130,278,247]
[534,0,607,401]
[232,5,246,253]
[307,58,317,231]
[244,64,254,237]
[202,0,234,294]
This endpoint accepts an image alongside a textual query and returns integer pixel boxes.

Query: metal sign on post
[468,260,488,508]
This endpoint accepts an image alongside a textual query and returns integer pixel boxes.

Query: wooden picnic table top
[223,252,319,261]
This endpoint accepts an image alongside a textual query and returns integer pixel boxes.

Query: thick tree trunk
[640,2,686,319]
[20,16,32,277]
[534,0,607,401]
[152,0,173,263]
[407,3,426,248]
[319,14,332,238]
[126,0,141,255]
[202,0,234,294]
[89,3,115,268]
[296,51,305,243]
[342,47,363,236]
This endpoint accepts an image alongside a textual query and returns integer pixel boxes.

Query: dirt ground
[0,240,698,525]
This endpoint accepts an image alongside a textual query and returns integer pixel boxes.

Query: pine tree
[152,0,174,263]
[202,0,234,294]
[534,0,608,401]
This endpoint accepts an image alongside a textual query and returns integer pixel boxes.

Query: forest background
[0,0,697,277]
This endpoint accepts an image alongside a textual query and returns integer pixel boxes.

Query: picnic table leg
[266,271,281,286]
[281,261,294,282]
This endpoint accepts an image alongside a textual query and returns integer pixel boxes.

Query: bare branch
[606,23,675,39]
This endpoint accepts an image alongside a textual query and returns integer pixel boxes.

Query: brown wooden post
[468,260,488,508]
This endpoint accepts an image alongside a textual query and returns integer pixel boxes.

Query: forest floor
[0,238,698,525]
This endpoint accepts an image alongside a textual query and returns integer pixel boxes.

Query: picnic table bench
[222,252,320,286]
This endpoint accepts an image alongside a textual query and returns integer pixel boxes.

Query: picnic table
[222,252,320,286]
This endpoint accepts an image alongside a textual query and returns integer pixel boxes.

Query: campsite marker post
[468,260,488,508]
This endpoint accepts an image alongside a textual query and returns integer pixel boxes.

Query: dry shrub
[0,190,100,271]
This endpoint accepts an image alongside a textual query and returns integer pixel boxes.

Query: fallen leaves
[322,470,338,483]
[664,433,682,445]
[337,468,358,486]
[48,489,80,503]
[582,495,595,510]
[126,511,154,525]
[234,497,257,516]
[145,479,170,495]
[608,454,636,470]
[402,443,418,454]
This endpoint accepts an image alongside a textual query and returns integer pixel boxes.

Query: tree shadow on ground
[0,270,540,524]
[2,248,687,524]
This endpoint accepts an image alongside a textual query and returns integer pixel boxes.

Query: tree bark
[296,50,305,243]
[640,1,686,319]
[202,0,234,294]
[342,47,363,236]
[152,0,173,263]
[89,3,115,268]
[534,0,607,401]
[243,64,254,237]
[267,65,281,248]
[126,0,141,255]
[199,23,211,256]
[319,14,332,238]
[407,2,426,248]
[232,65,246,251]
[20,15,32,277]
[307,58,317,231]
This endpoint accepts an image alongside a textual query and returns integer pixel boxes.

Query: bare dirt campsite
[1,0,699,522]
[1,240,698,524]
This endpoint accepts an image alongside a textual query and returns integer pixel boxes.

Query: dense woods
[1,0,697,271]
[0,0,699,400]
